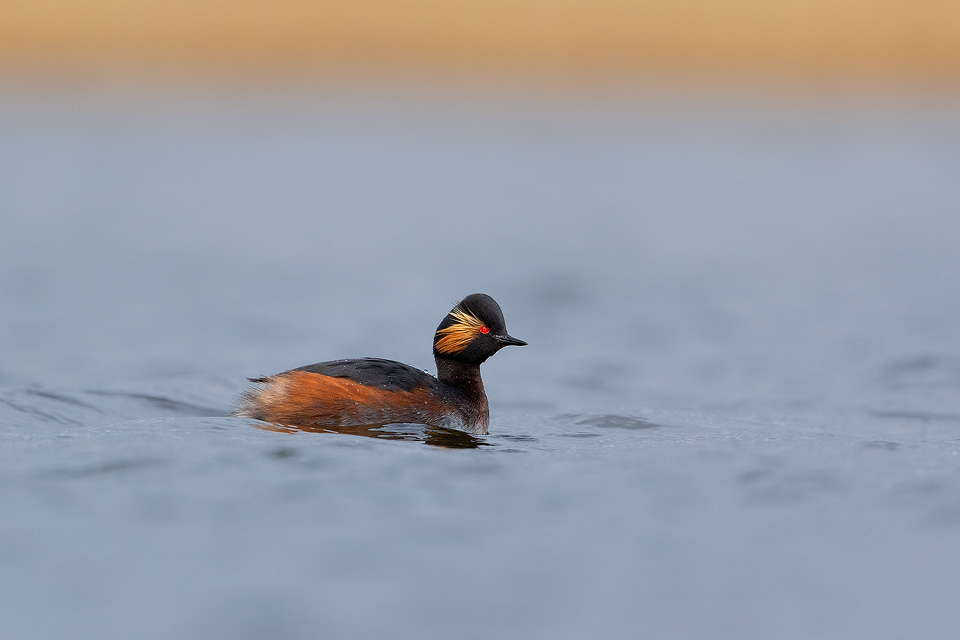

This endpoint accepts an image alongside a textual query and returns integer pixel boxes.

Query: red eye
[479,326,490,334]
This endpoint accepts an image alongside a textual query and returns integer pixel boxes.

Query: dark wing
[286,358,438,393]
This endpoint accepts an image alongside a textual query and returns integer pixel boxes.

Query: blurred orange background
[2,0,958,82]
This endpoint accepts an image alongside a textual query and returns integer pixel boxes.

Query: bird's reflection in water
[256,421,486,449]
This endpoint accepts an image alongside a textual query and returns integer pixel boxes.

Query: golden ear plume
[435,308,485,355]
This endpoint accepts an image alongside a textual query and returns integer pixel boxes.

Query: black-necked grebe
[235,293,526,435]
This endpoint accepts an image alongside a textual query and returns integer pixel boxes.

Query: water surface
[2,85,959,639]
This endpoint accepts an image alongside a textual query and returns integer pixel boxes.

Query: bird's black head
[433,293,527,365]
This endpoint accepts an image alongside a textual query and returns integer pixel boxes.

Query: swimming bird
[235,293,526,435]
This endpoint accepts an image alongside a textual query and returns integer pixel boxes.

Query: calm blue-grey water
[2,83,960,639]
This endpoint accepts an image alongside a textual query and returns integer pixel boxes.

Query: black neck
[435,358,485,392]
[435,357,490,432]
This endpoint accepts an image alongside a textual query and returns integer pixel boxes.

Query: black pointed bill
[496,334,528,347]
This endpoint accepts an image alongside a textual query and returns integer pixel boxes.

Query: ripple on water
[879,354,960,390]
[0,389,88,427]
[861,440,901,451]
[559,413,666,430]
[42,457,168,478]
[0,385,227,430]
[869,410,960,423]
[85,390,225,417]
